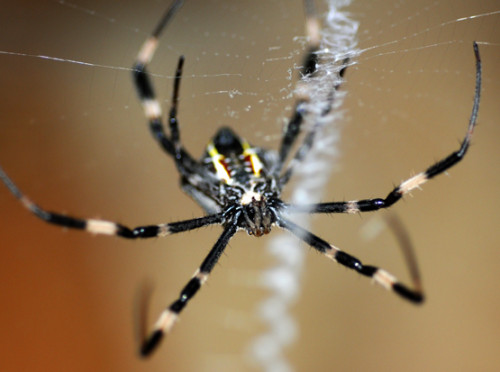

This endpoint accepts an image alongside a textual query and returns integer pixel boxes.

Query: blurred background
[0,0,499,371]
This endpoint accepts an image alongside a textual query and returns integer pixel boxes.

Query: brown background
[0,0,499,371]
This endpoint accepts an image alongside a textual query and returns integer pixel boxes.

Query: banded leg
[276,0,322,173]
[140,222,238,357]
[286,42,481,214]
[278,58,349,187]
[277,0,350,184]
[132,0,196,172]
[277,216,423,303]
[0,165,222,238]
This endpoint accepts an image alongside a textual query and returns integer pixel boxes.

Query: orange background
[0,1,499,371]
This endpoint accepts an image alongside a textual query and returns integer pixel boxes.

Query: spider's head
[240,191,274,237]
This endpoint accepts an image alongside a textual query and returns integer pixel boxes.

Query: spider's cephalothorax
[0,0,481,358]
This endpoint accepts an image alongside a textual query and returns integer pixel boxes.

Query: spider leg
[140,222,238,357]
[276,216,423,303]
[279,57,349,187]
[168,55,183,157]
[286,42,481,214]
[132,0,197,174]
[0,165,222,238]
[276,0,321,174]
[277,0,349,184]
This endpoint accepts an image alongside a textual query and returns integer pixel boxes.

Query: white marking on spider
[324,244,339,261]
[194,270,209,285]
[137,37,159,65]
[373,269,396,290]
[86,219,118,235]
[158,224,171,237]
[399,172,428,194]
[346,200,360,214]
[240,190,262,205]
[306,17,321,46]
[20,195,34,210]
[142,99,163,119]
[154,309,178,333]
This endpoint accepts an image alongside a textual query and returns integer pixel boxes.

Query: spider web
[0,1,499,372]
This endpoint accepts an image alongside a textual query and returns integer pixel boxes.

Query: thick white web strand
[249,1,359,371]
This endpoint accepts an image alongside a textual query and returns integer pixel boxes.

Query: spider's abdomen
[204,127,264,185]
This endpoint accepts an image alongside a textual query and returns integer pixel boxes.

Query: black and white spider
[0,0,481,358]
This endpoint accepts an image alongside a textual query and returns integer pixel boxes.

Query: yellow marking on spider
[207,142,232,183]
[242,140,263,177]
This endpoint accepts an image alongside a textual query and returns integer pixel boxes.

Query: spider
[0,0,481,358]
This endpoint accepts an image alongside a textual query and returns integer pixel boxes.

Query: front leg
[286,42,481,215]
[132,0,198,176]
[140,222,238,356]
[0,165,222,238]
